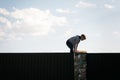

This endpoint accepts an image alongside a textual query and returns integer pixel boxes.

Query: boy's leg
[70,48,74,55]
[66,40,73,54]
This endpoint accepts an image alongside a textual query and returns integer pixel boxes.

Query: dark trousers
[66,40,74,54]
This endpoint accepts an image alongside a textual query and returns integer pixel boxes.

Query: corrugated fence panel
[87,53,120,80]
[0,53,73,80]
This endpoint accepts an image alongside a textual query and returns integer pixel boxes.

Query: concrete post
[74,52,87,80]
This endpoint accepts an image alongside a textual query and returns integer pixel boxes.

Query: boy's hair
[81,34,86,39]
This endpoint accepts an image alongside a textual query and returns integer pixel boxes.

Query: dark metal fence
[1,53,119,80]
[87,53,120,80]
[0,53,73,80]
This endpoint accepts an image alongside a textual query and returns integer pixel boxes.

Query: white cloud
[11,8,67,36]
[75,1,96,8]
[56,8,70,14]
[0,17,12,28]
[0,7,67,40]
[104,4,114,9]
[0,8,10,16]
[112,31,120,37]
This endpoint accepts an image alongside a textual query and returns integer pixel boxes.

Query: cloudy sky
[0,0,120,53]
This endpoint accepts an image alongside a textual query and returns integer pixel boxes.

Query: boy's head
[80,34,86,40]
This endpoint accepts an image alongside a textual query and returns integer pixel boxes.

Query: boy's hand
[75,50,87,53]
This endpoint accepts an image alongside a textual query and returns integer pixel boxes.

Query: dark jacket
[67,35,81,51]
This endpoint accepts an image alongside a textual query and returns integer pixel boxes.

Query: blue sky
[0,0,120,53]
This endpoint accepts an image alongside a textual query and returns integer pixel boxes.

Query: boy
[66,34,86,54]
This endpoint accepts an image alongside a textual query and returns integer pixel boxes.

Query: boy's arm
[74,44,78,53]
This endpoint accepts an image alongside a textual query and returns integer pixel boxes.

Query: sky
[0,0,120,53]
